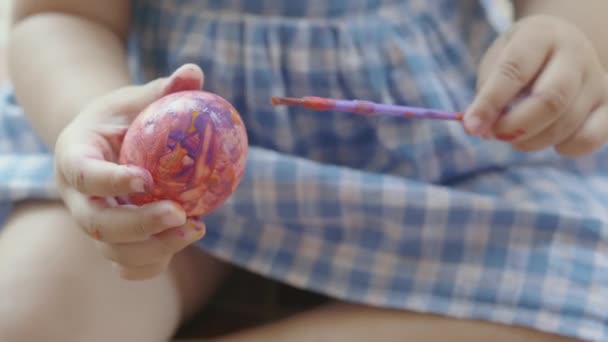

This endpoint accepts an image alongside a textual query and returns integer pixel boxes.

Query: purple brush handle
[332,100,463,121]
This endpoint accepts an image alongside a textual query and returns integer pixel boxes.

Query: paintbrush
[270,96,463,121]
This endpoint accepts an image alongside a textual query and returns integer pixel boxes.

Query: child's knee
[0,292,79,342]
[1,201,96,262]
[0,316,48,342]
[0,261,86,342]
[0,202,103,341]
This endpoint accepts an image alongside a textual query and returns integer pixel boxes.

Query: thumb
[115,63,205,114]
[162,63,205,95]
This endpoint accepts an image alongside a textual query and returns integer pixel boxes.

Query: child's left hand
[464,15,608,157]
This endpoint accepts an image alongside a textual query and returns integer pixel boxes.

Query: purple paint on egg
[119,90,249,217]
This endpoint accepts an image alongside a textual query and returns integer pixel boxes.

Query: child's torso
[127,0,562,184]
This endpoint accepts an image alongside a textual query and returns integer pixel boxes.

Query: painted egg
[119,90,248,217]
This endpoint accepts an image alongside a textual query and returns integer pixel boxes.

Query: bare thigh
[0,200,228,342]
[209,303,580,342]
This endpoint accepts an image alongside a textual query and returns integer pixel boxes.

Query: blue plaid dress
[2,0,608,340]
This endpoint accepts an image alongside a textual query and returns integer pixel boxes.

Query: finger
[98,220,206,267]
[112,258,171,281]
[110,63,205,115]
[67,192,187,243]
[163,63,205,94]
[464,30,555,135]
[476,26,516,90]
[492,52,584,143]
[512,84,594,152]
[555,103,608,157]
[59,147,153,196]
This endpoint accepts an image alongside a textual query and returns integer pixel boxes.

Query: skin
[55,64,208,279]
[0,0,605,341]
[464,1,608,157]
[2,2,227,341]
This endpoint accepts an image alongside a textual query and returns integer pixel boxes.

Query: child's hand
[54,64,207,280]
[464,15,608,157]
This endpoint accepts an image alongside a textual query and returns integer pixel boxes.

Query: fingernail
[163,64,204,95]
[130,177,145,193]
[183,219,206,241]
[464,115,484,136]
[163,211,186,227]
[126,166,153,193]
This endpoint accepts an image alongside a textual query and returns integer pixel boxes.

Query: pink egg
[119,90,248,217]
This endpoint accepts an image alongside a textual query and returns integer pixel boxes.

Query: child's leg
[0,200,228,342]
[209,303,578,342]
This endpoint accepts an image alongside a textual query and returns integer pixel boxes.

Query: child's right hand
[54,64,207,281]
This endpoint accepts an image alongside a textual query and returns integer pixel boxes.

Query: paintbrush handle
[271,96,463,121]
[332,99,463,120]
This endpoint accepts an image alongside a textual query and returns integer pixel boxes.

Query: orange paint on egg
[119,90,249,217]
[187,111,200,133]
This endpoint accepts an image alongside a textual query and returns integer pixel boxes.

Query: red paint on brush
[271,96,335,111]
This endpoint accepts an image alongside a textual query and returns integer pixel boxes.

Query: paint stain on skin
[179,220,206,240]
[92,229,102,241]
[88,196,110,208]
[189,220,206,239]
[496,128,526,141]
[194,231,205,240]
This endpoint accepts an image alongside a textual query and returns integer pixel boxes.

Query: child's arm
[513,0,608,70]
[10,1,205,280]
[9,0,131,147]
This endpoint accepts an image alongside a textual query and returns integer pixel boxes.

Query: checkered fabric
[2,0,608,340]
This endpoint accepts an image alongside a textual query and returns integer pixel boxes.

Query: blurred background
[0,0,10,85]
